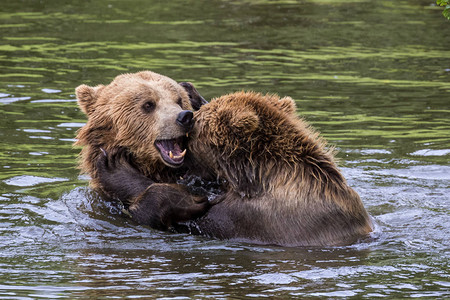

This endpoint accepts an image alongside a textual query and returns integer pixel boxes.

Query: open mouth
[155,136,187,167]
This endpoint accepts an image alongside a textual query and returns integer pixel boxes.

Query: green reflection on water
[0,0,449,297]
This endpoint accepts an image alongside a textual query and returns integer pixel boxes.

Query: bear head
[75,71,206,184]
[188,91,315,195]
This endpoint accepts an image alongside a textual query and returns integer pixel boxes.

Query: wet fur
[187,92,373,246]
[75,71,372,246]
[96,148,208,230]
[75,71,195,188]
[74,71,210,229]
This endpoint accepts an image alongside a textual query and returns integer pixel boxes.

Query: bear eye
[142,101,155,113]
[177,97,183,108]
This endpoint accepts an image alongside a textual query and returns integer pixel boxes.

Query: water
[1,0,449,298]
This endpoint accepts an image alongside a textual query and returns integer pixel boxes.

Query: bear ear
[276,96,297,115]
[179,82,208,111]
[227,109,260,135]
[75,84,104,116]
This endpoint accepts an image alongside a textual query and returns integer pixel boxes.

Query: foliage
[437,0,450,20]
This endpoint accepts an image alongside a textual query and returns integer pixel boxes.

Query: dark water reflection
[1,0,449,298]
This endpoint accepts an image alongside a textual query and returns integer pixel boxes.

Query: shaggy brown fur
[75,71,372,246]
[74,71,209,229]
[75,71,195,187]
[187,92,373,246]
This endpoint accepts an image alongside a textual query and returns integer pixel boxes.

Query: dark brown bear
[186,91,374,246]
[74,71,209,230]
[99,88,374,246]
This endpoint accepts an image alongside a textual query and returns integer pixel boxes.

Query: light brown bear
[98,84,374,246]
[74,71,210,230]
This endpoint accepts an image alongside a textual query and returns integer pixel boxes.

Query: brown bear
[74,71,210,230]
[185,91,374,246]
[98,88,374,246]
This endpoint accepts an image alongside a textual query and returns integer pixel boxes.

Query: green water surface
[1,0,449,299]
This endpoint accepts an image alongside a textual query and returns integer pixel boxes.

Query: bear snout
[176,110,194,131]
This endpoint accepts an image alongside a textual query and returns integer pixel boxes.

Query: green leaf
[444,6,450,20]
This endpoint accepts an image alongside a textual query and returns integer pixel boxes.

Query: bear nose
[176,110,194,130]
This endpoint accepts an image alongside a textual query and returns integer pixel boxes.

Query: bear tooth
[169,151,174,159]
[180,149,187,157]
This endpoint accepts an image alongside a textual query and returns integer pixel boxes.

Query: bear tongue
[169,142,186,159]
[155,139,187,165]
[172,141,182,153]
